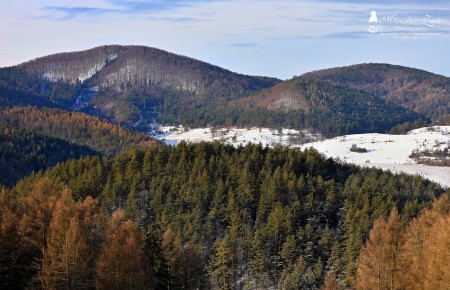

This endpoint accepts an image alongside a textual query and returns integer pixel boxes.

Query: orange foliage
[355,196,450,290]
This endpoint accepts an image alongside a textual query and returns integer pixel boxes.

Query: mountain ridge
[1,46,448,135]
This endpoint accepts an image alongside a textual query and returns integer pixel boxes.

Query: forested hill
[0,126,99,187]
[0,106,156,156]
[4,45,280,125]
[5,142,448,289]
[227,78,422,136]
[302,63,450,120]
[0,106,156,187]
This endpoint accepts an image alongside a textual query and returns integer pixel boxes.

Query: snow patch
[301,126,450,187]
[154,126,320,147]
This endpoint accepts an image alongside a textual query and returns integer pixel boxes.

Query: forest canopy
[2,142,448,289]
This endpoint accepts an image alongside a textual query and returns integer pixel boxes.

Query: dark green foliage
[389,119,430,134]
[13,142,446,289]
[144,229,171,289]
[0,126,99,187]
[298,79,422,136]
[350,144,367,153]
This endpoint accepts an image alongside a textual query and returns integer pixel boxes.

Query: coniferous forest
[1,142,448,289]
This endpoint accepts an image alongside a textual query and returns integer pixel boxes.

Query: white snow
[155,126,320,147]
[301,126,450,188]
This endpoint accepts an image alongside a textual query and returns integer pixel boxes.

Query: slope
[1,47,444,135]
[302,63,450,119]
[0,106,155,156]
[12,45,280,126]
[0,126,99,187]
[231,78,422,135]
[302,126,450,187]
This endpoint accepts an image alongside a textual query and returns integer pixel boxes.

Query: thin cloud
[156,17,209,22]
[271,15,335,23]
[228,42,258,47]
[43,6,121,20]
[323,31,367,39]
[268,35,310,40]
[41,0,210,20]
[315,0,450,4]
[107,0,192,14]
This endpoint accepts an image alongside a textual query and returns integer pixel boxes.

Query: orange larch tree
[95,210,149,289]
[354,208,404,290]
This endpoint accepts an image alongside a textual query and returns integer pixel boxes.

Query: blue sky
[0,0,449,79]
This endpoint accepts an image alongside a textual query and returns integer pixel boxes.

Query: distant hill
[229,78,422,135]
[302,63,450,120]
[0,126,99,187]
[1,47,447,135]
[0,107,156,156]
[11,45,280,125]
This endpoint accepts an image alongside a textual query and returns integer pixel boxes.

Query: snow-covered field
[155,126,320,147]
[154,125,449,187]
[301,126,450,187]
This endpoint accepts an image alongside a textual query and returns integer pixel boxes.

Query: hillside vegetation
[303,63,450,120]
[5,142,447,289]
[0,126,99,187]
[0,106,155,156]
[13,45,280,125]
[227,79,422,135]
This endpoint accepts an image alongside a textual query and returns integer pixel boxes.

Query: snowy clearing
[155,126,320,147]
[301,126,450,188]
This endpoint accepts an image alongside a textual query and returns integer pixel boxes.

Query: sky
[0,0,449,80]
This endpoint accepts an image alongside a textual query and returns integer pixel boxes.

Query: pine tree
[65,216,91,289]
[144,228,170,289]
[15,178,58,288]
[0,188,22,289]
[76,196,108,288]
[423,214,449,290]
[320,270,339,290]
[161,227,181,288]
[212,235,233,289]
[125,175,141,225]
[278,256,307,290]
[171,243,207,290]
